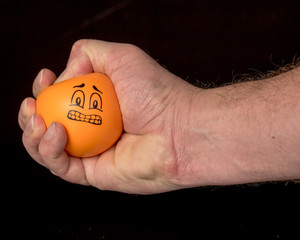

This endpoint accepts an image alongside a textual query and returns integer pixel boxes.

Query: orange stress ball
[36,73,123,157]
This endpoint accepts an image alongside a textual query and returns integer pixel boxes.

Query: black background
[2,0,300,239]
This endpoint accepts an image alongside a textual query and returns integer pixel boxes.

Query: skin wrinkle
[170,84,203,185]
[138,86,174,134]
[105,44,132,77]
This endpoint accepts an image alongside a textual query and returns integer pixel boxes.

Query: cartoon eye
[70,90,85,108]
[89,93,102,111]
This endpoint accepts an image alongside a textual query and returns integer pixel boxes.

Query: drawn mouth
[67,110,102,125]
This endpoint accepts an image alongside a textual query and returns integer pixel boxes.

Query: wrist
[170,83,211,187]
[171,85,256,187]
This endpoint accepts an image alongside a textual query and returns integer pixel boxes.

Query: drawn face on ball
[67,83,103,125]
[36,73,123,158]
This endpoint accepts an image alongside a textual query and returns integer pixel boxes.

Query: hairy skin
[174,68,300,187]
[19,39,300,194]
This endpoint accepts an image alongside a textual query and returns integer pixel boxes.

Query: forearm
[174,67,300,187]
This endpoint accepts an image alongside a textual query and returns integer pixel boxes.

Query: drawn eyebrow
[73,83,85,88]
[93,85,103,94]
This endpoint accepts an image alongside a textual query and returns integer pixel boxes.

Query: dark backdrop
[2,0,300,239]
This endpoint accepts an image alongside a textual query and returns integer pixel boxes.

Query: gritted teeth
[67,110,102,125]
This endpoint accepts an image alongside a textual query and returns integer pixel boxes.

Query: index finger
[32,68,57,98]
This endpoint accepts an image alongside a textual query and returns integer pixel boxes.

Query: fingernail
[24,114,36,136]
[39,69,44,86]
[20,98,28,119]
[33,69,44,96]
[44,122,56,140]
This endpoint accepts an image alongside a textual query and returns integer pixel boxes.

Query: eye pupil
[93,100,98,108]
[76,97,81,105]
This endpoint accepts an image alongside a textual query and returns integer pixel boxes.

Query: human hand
[18,40,197,194]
